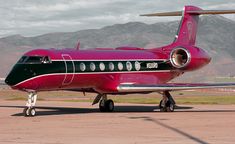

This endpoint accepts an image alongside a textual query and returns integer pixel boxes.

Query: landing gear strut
[93,94,114,112]
[23,92,37,117]
[159,91,175,112]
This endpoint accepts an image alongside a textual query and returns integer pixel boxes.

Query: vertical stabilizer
[141,5,235,46]
[173,6,201,45]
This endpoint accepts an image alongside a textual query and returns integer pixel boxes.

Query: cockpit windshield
[17,56,51,64]
[26,56,43,64]
[17,56,28,63]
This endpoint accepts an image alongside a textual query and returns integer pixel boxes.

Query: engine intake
[170,47,191,68]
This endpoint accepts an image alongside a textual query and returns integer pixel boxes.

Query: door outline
[62,54,75,85]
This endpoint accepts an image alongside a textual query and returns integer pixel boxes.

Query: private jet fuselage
[5,45,210,93]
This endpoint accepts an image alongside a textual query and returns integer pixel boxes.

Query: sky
[0,0,235,38]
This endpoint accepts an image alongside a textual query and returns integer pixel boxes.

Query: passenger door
[62,54,75,85]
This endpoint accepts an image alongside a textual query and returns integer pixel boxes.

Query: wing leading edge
[117,83,235,93]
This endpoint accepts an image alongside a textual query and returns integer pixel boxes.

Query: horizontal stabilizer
[140,11,182,16]
[188,10,235,15]
[141,10,235,17]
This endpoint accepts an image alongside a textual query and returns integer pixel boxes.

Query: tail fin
[141,5,235,46]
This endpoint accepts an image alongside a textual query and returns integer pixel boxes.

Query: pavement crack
[128,116,209,144]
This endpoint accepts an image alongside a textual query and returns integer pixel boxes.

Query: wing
[117,83,235,93]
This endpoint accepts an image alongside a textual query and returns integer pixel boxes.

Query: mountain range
[0,15,234,82]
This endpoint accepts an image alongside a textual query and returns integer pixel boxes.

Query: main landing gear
[159,91,176,112]
[92,92,175,113]
[93,94,114,112]
[23,92,37,117]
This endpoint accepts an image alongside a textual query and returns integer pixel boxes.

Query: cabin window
[90,63,96,71]
[99,62,105,71]
[109,62,114,71]
[126,61,132,71]
[118,62,123,71]
[80,63,86,71]
[135,61,141,71]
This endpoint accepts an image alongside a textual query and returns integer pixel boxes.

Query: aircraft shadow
[0,104,235,117]
[1,105,191,116]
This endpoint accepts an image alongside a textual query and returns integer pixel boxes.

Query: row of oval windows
[79,61,141,72]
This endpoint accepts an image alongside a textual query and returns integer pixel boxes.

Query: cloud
[0,0,234,38]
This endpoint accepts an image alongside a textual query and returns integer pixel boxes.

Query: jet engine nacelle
[170,46,211,71]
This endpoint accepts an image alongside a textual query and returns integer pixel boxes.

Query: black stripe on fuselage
[8,60,173,86]
[56,60,172,73]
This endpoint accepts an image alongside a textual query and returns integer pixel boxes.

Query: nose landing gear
[23,92,37,117]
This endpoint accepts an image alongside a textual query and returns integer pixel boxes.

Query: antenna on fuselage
[75,40,80,50]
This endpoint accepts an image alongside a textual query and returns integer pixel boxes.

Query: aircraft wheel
[23,107,36,117]
[99,99,114,112]
[29,107,36,117]
[159,100,167,112]
[160,91,175,112]
[99,100,106,112]
[23,107,30,117]
[105,99,114,112]
[166,100,175,112]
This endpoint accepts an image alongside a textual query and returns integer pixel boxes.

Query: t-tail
[141,6,235,71]
[141,5,235,46]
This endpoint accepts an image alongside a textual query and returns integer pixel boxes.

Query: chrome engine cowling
[170,47,191,68]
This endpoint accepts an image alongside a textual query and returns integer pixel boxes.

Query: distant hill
[0,15,234,82]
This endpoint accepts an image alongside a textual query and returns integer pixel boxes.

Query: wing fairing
[117,83,235,92]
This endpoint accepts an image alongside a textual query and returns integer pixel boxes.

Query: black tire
[166,100,175,112]
[23,107,30,117]
[105,99,114,112]
[159,100,167,112]
[99,100,106,112]
[29,107,36,117]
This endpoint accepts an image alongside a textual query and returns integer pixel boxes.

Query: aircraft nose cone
[5,78,9,85]
[5,64,26,87]
[5,68,21,87]
[5,73,14,86]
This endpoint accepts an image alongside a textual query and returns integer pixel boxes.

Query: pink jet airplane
[5,5,235,117]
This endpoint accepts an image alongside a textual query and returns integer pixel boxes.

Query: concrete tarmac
[0,100,235,144]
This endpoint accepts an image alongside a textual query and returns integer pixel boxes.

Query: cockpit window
[25,56,43,64]
[17,56,27,63]
[42,56,51,64]
[17,56,51,64]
